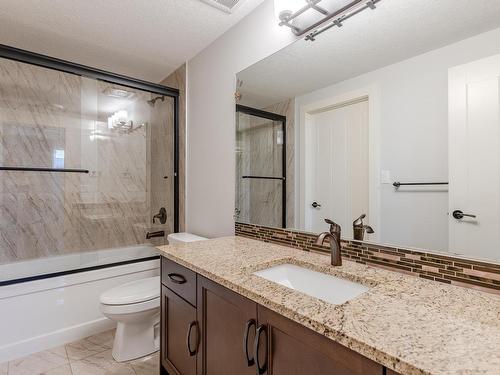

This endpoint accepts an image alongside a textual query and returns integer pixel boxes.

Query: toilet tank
[167,232,207,244]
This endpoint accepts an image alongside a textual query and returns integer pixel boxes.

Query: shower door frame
[0,44,180,285]
[236,104,287,228]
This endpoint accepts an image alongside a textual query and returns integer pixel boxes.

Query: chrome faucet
[315,218,342,266]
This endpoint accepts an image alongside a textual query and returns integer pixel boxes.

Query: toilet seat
[101,296,160,315]
[100,276,160,305]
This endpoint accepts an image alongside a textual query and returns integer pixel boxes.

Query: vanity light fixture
[274,0,380,41]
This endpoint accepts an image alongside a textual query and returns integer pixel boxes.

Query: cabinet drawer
[161,257,197,306]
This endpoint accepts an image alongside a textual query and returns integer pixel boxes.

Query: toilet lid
[100,276,160,305]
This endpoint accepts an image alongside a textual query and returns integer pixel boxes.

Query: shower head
[147,95,165,107]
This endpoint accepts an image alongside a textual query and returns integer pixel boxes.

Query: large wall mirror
[234,0,500,262]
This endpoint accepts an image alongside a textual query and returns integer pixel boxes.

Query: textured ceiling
[238,0,500,108]
[0,0,265,82]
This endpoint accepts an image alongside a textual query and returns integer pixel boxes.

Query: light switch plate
[381,170,391,184]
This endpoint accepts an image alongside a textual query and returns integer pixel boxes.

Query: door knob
[452,210,476,220]
[311,202,321,208]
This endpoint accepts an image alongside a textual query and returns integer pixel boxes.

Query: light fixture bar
[305,0,380,41]
[277,0,381,41]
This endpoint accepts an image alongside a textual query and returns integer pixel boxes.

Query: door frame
[298,86,380,241]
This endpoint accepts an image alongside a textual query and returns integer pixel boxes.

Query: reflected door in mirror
[449,54,500,260]
[306,99,369,238]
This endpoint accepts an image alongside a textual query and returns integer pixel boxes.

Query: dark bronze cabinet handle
[253,324,268,375]
[186,321,199,356]
[168,273,187,284]
[243,319,256,367]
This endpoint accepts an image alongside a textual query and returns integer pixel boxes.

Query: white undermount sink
[253,264,369,305]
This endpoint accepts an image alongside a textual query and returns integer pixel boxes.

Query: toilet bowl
[100,276,161,362]
[100,232,207,362]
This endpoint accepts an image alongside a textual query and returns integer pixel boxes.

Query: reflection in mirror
[235,0,500,261]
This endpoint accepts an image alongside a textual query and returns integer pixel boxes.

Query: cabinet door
[197,276,257,375]
[161,285,198,375]
[256,306,383,375]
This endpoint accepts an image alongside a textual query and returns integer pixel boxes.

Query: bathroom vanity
[157,237,500,375]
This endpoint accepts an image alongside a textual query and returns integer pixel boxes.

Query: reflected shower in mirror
[235,0,500,262]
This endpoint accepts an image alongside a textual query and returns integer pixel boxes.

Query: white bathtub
[0,245,160,363]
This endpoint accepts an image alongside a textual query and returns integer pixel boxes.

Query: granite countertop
[156,236,500,375]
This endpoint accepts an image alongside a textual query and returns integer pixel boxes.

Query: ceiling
[238,0,500,108]
[0,0,265,83]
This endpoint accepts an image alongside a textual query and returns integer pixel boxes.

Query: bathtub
[0,245,160,363]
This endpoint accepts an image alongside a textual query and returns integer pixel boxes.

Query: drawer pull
[168,273,187,284]
[253,324,268,375]
[243,319,256,367]
[186,321,199,356]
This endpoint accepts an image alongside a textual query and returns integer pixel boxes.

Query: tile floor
[0,330,159,375]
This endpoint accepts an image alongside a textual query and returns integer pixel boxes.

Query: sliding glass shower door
[0,52,178,284]
[235,105,286,228]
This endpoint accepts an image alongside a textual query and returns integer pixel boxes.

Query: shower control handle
[153,207,167,224]
[311,202,321,208]
[452,210,476,220]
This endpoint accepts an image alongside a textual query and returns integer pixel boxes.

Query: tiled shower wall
[0,57,175,263]
[236,222,500,294]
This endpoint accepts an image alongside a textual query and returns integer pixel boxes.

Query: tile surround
[0,330,158,375]
[235,221,500,293]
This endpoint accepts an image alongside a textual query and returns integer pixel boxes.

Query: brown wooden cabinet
[196,276,257,375]
[160,285,198,375]
[256,306,384,375]
[160,258,390,375]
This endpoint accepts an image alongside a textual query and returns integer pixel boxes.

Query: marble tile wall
[265,99,295,228]
[0,57,176,264]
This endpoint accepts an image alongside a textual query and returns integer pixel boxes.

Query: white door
[449,54,500,260]
[305,99,369,237]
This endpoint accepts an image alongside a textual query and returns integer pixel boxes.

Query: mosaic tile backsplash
[235,222,500,294]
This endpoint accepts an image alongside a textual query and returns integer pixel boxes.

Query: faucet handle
[324,218,341,234]
[353,214,366,227]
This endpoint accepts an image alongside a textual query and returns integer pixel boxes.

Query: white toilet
[100,232,207,362]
